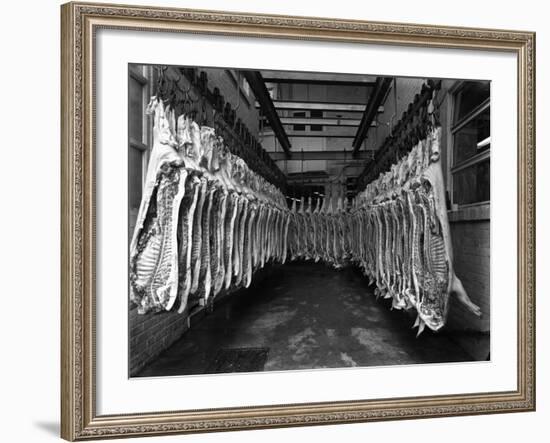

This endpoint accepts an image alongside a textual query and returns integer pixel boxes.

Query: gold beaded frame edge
[60,1,536,440]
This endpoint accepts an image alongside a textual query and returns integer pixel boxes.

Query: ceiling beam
[261,71,375,82]
[261,131,360,139]
[268,150,372,161]
[278,117,361,127]
[264,77,376,87]
[242,70,292,158]
[260,100,384,113]
[262,122,377,136]
[352,77,394,158]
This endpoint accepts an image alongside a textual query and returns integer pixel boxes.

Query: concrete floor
[136,261,488,377]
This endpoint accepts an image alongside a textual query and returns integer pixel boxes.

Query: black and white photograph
[128,64,490,378]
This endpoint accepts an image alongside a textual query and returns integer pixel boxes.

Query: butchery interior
[129,65,490,377]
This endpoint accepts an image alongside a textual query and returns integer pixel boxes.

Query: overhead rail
[351,77,394,158]
[242,70,292,158]
[167,66,288,189]
[356,80,442,191]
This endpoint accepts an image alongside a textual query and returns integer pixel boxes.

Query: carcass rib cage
[130,97,480,334]
[130,97,291,315]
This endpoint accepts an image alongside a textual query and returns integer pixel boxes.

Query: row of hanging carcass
[130,97,290,316]
[130,97,481,335]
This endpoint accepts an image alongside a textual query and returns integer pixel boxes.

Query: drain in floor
[205,347,269,374]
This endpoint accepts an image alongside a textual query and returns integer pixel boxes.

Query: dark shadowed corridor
[136,261,488,377]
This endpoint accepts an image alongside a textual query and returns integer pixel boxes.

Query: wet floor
[136,261,486,377]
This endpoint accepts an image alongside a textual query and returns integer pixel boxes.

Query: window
[450,81,490,206]
[293,111,306,131]
[129,66,152,240]
[225,70,251,108]
[310,109,323,131]
[241,77,250,97]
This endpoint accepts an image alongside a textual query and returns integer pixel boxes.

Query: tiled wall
[446,221,491,333]
[437,80,491,335]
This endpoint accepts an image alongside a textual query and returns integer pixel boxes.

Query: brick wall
[129,265,278,376]
[129,304,190,376]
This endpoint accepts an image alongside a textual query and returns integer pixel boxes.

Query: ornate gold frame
[60,1,536,440]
